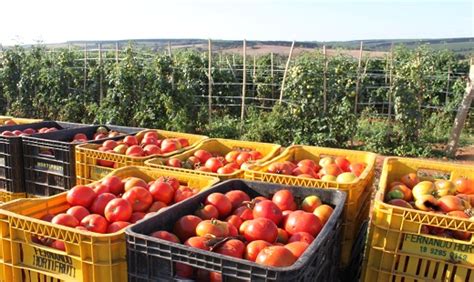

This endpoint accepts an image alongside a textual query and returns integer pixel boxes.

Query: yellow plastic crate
[363,157,474,282]
[0,166,219,282]
[145,138,281,181]
[0,116,43,126]
[75,129,208,184]
[0,190,26,204]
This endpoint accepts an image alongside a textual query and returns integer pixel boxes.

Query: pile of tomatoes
[165,148,264,175]
[95,131,191,168]
[266,156,366,183]
[34,175,199,250]
[150,189,335,280]
[385,174,474,240]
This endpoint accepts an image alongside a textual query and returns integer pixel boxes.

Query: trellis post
[279,41,295,103]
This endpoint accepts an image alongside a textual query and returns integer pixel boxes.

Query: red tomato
[103,140,118,150]
[174,187,195,203]
[277,228,289,244]
[166,158,182,168]
[272,190,297,211]
[239,219,252,235]
[233,205,254,221]
[226,215,243,229]
[297,159,319,171]
[148,201,167,213]
[150,230,180,243]
[51,240,66,251]
[81,214,108,233]
[349,162,366,177]
[176,138,189,148]
[236,152,252,166]
[225,190,251,210]
[227,222,238,236]
[149,181,174,204]
[123,136,138,146]
[255,246,297,267]
[209,272,222,282]
[104,198,133,222]
[196,219,229,237]
[285,211,322,237]
[106,221,131,233]
[244,218,278,243]
[214,239,245,259]
[249,150,263,160]
[205,193,232,218]
[253,200,283,225]
[321,164,343,176]
[217,166,236,175]
[225,151,240,163]
[161,139,181,154]
[143,144,162,156]
[244,240,272,261]
[52,213,79,228]
[313,205,334,225]
[267,162,292,175]
[195,204,220,220]
[122,187,153,212]
[175,262,193,279]
[205,157,224,173]
[90,193,116,215]
[194,150,212,163]
[157,176,180,191]
[281,210,292,226]
[66,206,90,222]
[41,214,54,222]
[292,166,318,178]
[94,183,110,195]
[173,215,202,242]
[288,232,315,244]
[184,236,210,251]
[455,177,474,194]
[124,177,148,192]
[285,241,309,258]
[66,185,96,208]
[126,145,145,156]
[335,157,351,172]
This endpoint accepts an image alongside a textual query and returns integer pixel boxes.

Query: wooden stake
[445,66,451,105]
[241,39,247,122]
[253,55,257,100]
[280,41,295,103]
[388,43,394,118]
[354,41,363,114]
[271,52,274,98]
[83,43,87,91]
[323,45,328,112]
[98,43,103,103]
[208,39,212,123]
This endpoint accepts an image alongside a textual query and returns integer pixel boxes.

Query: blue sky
[0,0,472,45]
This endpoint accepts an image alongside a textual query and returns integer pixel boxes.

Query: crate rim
[126,178,347,273]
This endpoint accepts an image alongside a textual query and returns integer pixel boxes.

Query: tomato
[51,240,66,251]
[103,140,118,150]
[174,187,195,203]
[205,193,232,218]
[434,180,457,197]
[88,193,115,216]
[94,183,110,195]
[81,214,108,233]
[267,162,292,175]
[239,219,252,235]
[253,200,283,225]
[148,201,167,213]
[106,221,130,233]
[122,187,153,212]
[233,205,254,221]
[334,157,351,172]
[412,181,435,201]
[195,204,220,220]
[281,210,292,226]
[209,272,222,282]
[166,158,182,168]
[277,228,289,244]
[161,139,182,153]
[225,190,251,210]
[255,246,297,267]
[175,262,193,279]
[236,152,252,166]
[104,198,133,222]
[66,206,90,222]
[217,166,236,175]
[123,136,138,146]
[196,219,229,237]
[285,210,322,237]
[437,195,470,213]
[454,177,474,195]
[447,211,471,240]
[226,162,240,170]
[41,214,55,222]
[292,166,317,178]
[349,162,366,177]
[244,240,272,261]
[296,159,317,170]
[313,205,333,224]
[214,239,245,259]
[141,136,158,146]
[143,131,159,140]
[128,212,146,223]
[194,150,212,163]
[52,213,79,228]
[205,157,224,173]
[389,184,412,202]
[126,145,145,156]
[244,218,278,243]
[157,176,180,191]
[226,215,243,229]
[176,138,189,148]
[301,195,322,213]
[66,185,96,208]
[227,222,239,236]
[272,190,296,211]
[249,150,263,160]
[97,147,115,167]
[184,236,210,251]
[173,215,202,242]
[197,166,212,172]
[321,164,342,177]
[288,232,315,244]
[124,177,148,192]
[401,173,420,189]
[285,241,309,258]
[143,144,162,156]
[150,231,180,243]
[225,151,240,163]
[149,181,174,204]
[414,195,439,211]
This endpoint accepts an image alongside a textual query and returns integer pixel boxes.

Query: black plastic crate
[22,124,144,197]
[0,121,83,194]
[339,220,369,282]
[126,179,346,282]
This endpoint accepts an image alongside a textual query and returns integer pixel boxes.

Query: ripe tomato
[150,231,180,243]
[149,181,174,204]
[94,183,110,195]
[51,240,66,251]
[297,159,319,171]
[66,185,96,208]
[214,239,245,259]
[253,200,283,225]
[292,166,317,178]
[267,162,292,175]
[226,215,243,229]
[272,190,297,211]
[239,219,252,235]
[233,205,254,221]
[301,195,322,213]
[244,218,278,243]
[437,195,470,213]
[184,236,210,251]
[194,150,212,163]
[225,151,240,163]
[249,150,263,160]
[166,158,182,168]
[52,213,79,228]
[225,190,251,210]
[209,272,222,282]
[285,210,322,237]
[236,152,252,166]
[277,228,289,244]
[255,246,297,267]
[66,206,90,222]
[313,204,334,225]
[349,162,366,177]
[205,193,232,218]
[244,240,272,261]
[148,201,167,213]
[129,212,146,223]
[89,193,116,215]
[205,157,224,173]
[143,144,161,156]
[195,219,229,237]
[175,262,193,279]
[195,204,220,220]
[227,222,238,236]
[157,176,180,191]
[174,187,195,203]
[81,214,108,233]
[334,157,351,172]
[161,139,181,153]
[447,211,471,240]
[288,232,315,244]
[454,177,474,195]
[122,187,153,212]
[106,221,130,233]
[173,215,202,242]
[103,140,118,150]
[176,138,189,148]
[401,173,420,189]
[123,136,138,146]
[126,145,145,156]
[321,164,342,177]
[104,198,133,222]
[217,166,236,175]
[285,241,309,258]
[124,177,148,192]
